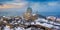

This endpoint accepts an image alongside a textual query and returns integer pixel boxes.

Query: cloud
[30,2,60,12]
[0,0,60,16]
[0,2,28,8]
[0,0,60,12]
[0,0,12,2]
[48,2,60,6]
[0,0,29,9]
[26,0,60,2]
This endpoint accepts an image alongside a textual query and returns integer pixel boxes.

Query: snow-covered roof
[32,14,36,16]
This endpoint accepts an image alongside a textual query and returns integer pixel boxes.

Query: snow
[4,26,10,30]
[42,23,53,28]
[15,27,25,30]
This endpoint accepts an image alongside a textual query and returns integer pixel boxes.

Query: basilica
[23,7,38,21]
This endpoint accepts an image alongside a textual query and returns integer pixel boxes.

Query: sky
[0,0,60,13]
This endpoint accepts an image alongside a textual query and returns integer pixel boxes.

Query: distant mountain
[37,14,46,19]
[0,3,3,6]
